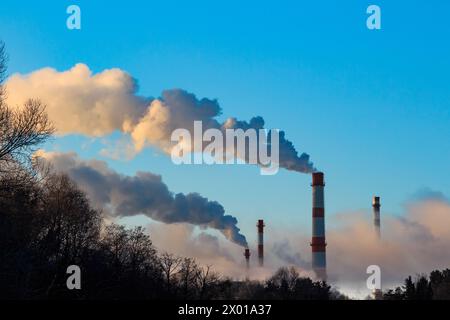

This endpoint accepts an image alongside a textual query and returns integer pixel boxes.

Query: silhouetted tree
[383,287,405,300]
[160,252,182,297]
[430,269,450,300]
[179,257,199,299]
[37,174,102,298]
[383,271,450,300]
[264,267,330,300]
[415,275,433,300]
[0,100,54,167]
[93,224,162,299]
[196,265,220,299]
[0,41,53,169]
[404,276,416,300]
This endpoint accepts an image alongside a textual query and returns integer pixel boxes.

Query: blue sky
[1,0,449,246]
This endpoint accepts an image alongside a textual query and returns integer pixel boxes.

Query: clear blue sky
[1,0,449,245]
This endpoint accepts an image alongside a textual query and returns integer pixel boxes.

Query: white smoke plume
[6,64,315,173]
[37,150,247,247]
[6,64,149,136]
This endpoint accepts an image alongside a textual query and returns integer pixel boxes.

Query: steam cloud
[6,64,315,173]
[147,194,450,298]
[37,151,247,247]
[271,239,310,270]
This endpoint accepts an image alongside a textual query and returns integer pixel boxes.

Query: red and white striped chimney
[257,219,265,267]
[311,172,327,281]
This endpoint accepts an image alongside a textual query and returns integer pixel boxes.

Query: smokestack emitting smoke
[311,172,327,281]
[257,219,265,266]
[244,248,251,269]
[373,196,381,239]
[38,151,248,247]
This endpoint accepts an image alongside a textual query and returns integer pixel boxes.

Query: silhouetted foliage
[383,287,405,300]
[384,270,450,300]
[264,267,330,300]
[0,99,54,167]
[430,269,450,300]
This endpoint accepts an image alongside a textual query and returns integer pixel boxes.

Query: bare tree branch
[0,100,54,166]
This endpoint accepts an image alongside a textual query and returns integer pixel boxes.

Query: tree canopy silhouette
[384,270,450,300]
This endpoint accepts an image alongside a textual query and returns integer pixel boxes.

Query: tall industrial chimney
[372,196,382,299]
[257,220,265,267]
[244,248,250,269]
[311,172,327,281]
[372,196,381,239]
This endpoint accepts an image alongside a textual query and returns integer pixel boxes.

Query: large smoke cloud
[6,64,149,136]
[6,64,315,173]
[38,151,247,247]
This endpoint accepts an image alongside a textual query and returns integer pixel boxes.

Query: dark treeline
[383,269,450,300]
[0,42,336,300]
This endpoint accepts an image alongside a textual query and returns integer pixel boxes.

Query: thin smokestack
[311,172,327,281]
[372,196,381,239]
[372,196,382,299]
[244,248,251,269]
[257,219,265,266]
